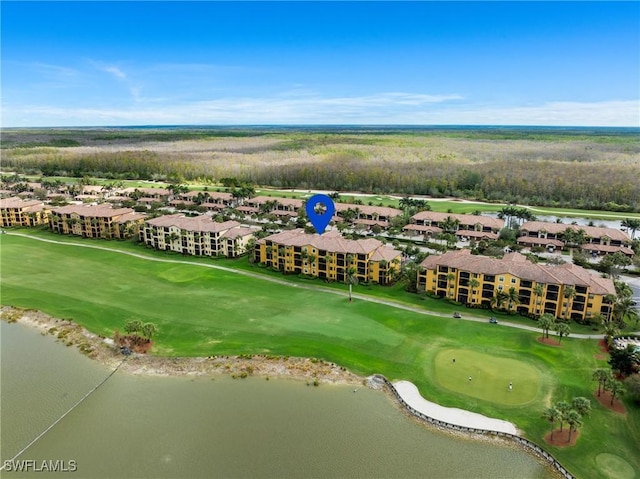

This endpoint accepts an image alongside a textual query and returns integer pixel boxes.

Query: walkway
[6,232,638,340]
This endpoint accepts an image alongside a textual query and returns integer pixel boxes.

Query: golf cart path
[6,232,637,340]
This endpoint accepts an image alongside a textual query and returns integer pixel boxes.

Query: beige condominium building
[50,204,146,239]
[141,214,258,258]
[418,250,616,322]
[0,196,49,227]
[255,229,402,284]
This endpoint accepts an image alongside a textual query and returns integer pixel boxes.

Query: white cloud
[103,66,127,80]
[2,94,638,127]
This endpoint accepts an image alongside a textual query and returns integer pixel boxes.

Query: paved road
[5,232,639,339]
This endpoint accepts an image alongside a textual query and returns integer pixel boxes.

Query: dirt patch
[597,338,609,353]
[594,353,608,360]
[536,336,562,347]
[544,428,580,447]
[593,389,626,414]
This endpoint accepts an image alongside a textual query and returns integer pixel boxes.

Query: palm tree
[592,368,612,397]
[571,397,591,417]
[346,266,358,302]
[141,322,158,341]
[441,216,460,234]
[446,272,456,298]
[555,401,571,432]
[554,322,571,344]
[542,407,561,440]
[490,290,509,312]
[469,278,480,304]
[124,319,143,338]
[533,284,545,316]
[562,286,576,320]
[621,218,640,239]
[538,313,555,339]
[602,320,620,347]
[566,410,582,442]
[608,379,625,405]
[506,287,520,313]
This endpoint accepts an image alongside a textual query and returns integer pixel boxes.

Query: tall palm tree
[446,272,456,298]
[592,368,612,397]
[571,397,591,417]
[608,380,625,405]
[555,401,571,432]
[346,266,358,302]
[542,407,561,441]
[562,286,576,320]
[469,278,480,304]
[506,287,520,313]
[533,284,545,316]
[621,218,640,239]
[566,410,582,442]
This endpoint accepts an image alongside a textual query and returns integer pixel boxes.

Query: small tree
[141,322,158,341]
[124,319,143,338]
[554,322,571,343]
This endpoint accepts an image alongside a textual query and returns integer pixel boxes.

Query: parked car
[453,312,462,318]
[489,317,498,324]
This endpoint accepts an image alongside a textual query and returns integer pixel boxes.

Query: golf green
[434,349,540,406]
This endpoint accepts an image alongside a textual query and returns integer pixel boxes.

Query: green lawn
[433,349,540,406]
[1,233,638,479]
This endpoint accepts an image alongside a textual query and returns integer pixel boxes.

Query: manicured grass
[433,349,539,406]
[1,233,639,479]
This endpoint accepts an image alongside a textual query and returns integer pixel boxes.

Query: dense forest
[2,127,639,212]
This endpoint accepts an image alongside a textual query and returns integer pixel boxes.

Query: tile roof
[420,250,615,295]
[520,221,630,242]
[455,230,498,239]
[145,214,242,233]
[221,226,260,239]
[247,196,304,208]
[580,244,635,255]
[52,204,136,218]
[335,203,402,218]
[516,236,565,247]
[411,211,504,230]
[260,229,402,259]
[0,196,45,210]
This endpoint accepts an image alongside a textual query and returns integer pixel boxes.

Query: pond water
[1,321,556,478]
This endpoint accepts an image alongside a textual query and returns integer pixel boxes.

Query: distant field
[2,126,639,213]
[1,232,639,479]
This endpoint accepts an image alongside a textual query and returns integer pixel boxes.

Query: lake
[1,321,556,478]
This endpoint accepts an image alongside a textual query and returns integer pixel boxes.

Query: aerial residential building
[0,196,49,227]
[519,221,630,247]
[50,204,146,239]
[141,214,258,258]
[334,203,403,229]
[409,211,504,233]
[417,250,616,322]
[254,229,402,284]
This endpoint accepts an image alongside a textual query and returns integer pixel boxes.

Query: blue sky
[2,1,639,127]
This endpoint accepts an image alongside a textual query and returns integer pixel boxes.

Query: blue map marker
[305,194,335,235]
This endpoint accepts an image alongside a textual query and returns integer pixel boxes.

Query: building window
[498,285,503,291]
[511,278,517,284]
[499,276,504,282]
